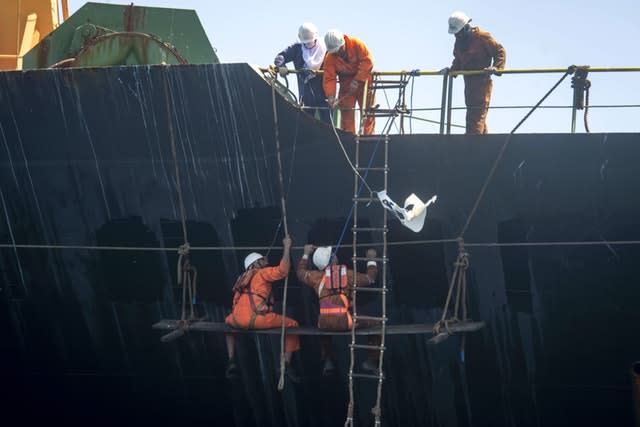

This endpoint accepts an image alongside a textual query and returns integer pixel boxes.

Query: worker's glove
[278,67,289,78]
[303,244,315,256]
[274,55,285,67]
[484,66,501,76]
[327,96,338,108]
[348,80,361,93]
[301,69,317,83]
[366,248,377,259]
[438,67,450,75]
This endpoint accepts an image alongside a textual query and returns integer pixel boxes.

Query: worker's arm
[353,38,374,83]
[483,32,506,70]
[260,236,292,282]
[296,244,322,290]
[322,55,338,99]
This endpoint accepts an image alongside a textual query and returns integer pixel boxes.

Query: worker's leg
[358,84,376,135]
[305,78,331,124]
[224,332,239,378]
[338,81,357,133]
[252,312,300,353]
[225,333,235,360]
[464,77,492,135]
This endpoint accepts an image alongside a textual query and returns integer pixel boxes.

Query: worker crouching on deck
[225,236,301,382]
[322,29,376,135]
[296,244,381,376]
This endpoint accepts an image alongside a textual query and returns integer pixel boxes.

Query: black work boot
[225,359,239,379]
[322,358,337,377]
[284,361,302,384]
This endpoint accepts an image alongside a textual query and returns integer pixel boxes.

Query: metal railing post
[439,72,449,135]
[446,75,455,135]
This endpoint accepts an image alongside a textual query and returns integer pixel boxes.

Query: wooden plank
[152,319,484,336]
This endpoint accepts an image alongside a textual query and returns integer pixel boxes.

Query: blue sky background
[68,1,640,134]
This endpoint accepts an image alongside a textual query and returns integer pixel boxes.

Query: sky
[66,0,640,134]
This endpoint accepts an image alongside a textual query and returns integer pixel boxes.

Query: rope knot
[178,242,190,256]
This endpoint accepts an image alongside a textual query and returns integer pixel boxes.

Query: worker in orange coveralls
[445,11,506,134]
[322,29,375,135]
[225,236,300,382]
[296,244,381,376]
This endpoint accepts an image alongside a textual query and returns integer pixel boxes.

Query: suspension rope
[163,69,197,331]
[431,239,469,342]
[328,111,375,195]
[432,67,576,346]
[332,114,395,255]
[270,83,292,392]
[458,67,574,239]
[263,103,302,259]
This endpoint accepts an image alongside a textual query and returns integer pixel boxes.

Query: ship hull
[1,63,639,426]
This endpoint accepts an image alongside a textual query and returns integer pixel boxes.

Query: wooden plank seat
[152,319,484,342]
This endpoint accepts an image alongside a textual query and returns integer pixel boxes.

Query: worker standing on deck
[322,29,376,135]
[296,244,380,375]
[274,22,331,124]
[444,11,506,134]
[225,236,300,381]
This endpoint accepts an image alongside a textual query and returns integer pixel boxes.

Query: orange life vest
[318,265,352,328]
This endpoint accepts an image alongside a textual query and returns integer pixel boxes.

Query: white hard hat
[324,29,345,53]
[298,22,318,44]
[448,11,471,34]
[244,252,264,270]
[313,246,332,270]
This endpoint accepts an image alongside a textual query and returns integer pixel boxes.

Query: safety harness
[318,265,352,328]
[230,268,273,329]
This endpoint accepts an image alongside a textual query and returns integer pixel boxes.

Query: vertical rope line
[163,71,189,245]
[458,70,572,239]
[179,253,186,321]
[271,84,291,392]
[438,264,459,326]
[163,70,195,326]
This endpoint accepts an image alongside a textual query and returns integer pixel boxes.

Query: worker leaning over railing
[322,29,376,135]
[273,22,331,124]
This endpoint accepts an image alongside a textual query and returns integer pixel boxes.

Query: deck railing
[267,66,640,134]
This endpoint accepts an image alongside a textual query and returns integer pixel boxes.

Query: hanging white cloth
[302,39,326,71]
[377,190,437,232]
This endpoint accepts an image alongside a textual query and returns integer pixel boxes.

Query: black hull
[1,63,639,426]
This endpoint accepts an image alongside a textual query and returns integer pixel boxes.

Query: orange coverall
[451,27,506,134]
[225,258,300,353]
[296,257,378,360]
[323,35,375,135]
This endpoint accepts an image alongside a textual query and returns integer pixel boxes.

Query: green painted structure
[22,2,218,68]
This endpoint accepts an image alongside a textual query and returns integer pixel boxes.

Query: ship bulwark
[1,63,639,426]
